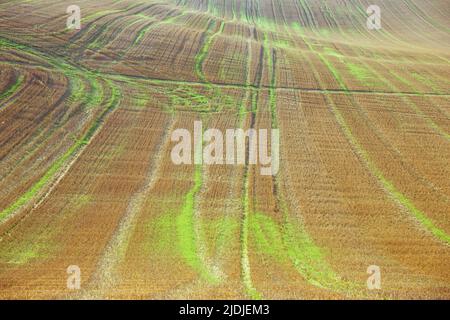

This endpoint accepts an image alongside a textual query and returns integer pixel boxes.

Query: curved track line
[0,73,24,103]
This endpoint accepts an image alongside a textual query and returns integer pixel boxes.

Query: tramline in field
[0,0,449,300]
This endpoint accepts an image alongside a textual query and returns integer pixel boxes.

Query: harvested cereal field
[0,0,449,299]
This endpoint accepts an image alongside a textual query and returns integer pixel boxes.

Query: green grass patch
[249,213,286,261]
[323,47,343,58]
[0,74,24,102]
[176,165,219,283]
[150,210,179,256]
[5,243,48,264]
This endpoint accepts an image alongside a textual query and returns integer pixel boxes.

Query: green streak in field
[410,71,441,93]
[249,211,355,293]
[249,213,285,261]
[0,74,24,102]
[5,242,49,264]
[283,217,351,291]
[176,165,202,269]
[214,215,239,257]
[134,22,154,46]
[85,76,104,109]
[81,9,122,24]
[323,47,343,58]
[263,32,278,128]
[134,13,182,46]
[195,21,225,83]
[153,207,238,274]
[241,172,263,300]
[73,194,92,207]
[346,62,382,87]
[176,164,219,283]
[388,69,413,88]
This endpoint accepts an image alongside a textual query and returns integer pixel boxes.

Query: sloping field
[0,0,449,299]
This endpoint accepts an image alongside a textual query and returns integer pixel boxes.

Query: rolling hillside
[0,0,449,299]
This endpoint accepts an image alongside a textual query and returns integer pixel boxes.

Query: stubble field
[0,0,449,299]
